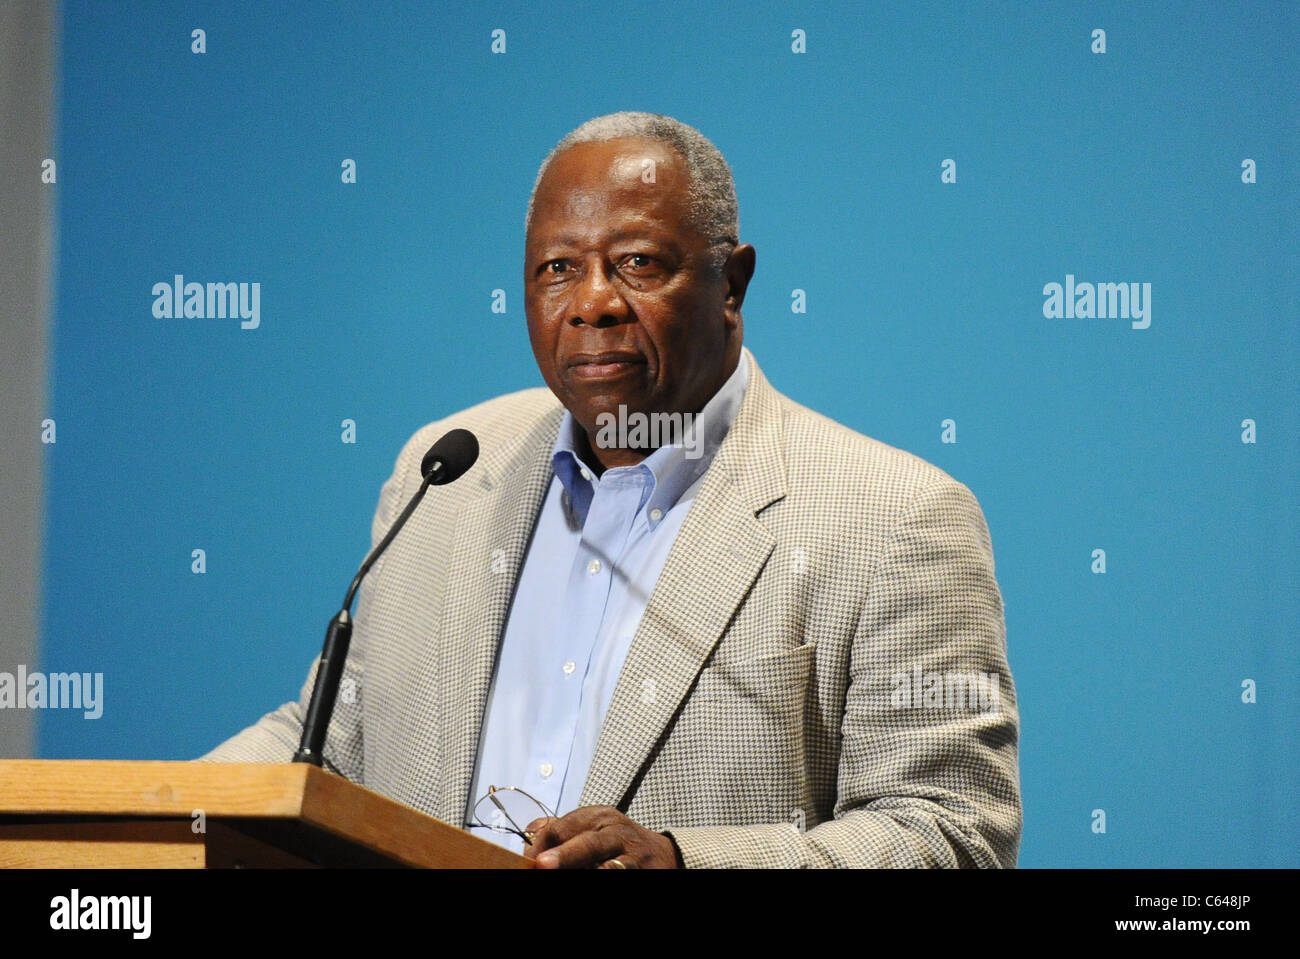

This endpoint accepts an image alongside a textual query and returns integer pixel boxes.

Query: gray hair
[525,111,739,272]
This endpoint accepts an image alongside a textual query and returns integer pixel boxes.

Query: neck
[576,429,646,475]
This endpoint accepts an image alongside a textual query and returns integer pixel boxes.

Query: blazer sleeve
[193,432,420,781]
[664,477,1022,867]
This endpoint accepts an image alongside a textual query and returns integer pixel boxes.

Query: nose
[570,259,630,328]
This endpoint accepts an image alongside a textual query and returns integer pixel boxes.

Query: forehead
[529,137,692,241]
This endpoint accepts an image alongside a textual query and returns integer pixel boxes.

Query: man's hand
[523,805,680,869]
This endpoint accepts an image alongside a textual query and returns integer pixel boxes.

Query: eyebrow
[538,229,682,249]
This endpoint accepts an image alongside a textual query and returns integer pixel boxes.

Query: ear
[723,243,756,328]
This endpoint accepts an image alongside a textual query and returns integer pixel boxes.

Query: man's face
[524,137,754,464]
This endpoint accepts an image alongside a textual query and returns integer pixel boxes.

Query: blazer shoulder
[771,388,974,504]
[392,386,561,475]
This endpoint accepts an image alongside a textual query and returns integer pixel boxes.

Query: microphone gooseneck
[292,428,479,767]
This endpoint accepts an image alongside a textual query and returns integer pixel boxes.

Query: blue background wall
[36,0,1297,867]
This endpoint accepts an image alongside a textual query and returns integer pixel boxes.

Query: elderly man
[204,111,1021,869]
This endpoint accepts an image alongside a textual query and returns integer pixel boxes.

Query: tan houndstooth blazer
[202,349,1021,867]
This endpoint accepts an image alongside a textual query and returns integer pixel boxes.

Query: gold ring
[605,858,627,869]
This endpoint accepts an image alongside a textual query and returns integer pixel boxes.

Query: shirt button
[587,559,601,575]
[539,762,553,778]
[649,508,663,522]
[580,467,592,482]
[562,660,576,675]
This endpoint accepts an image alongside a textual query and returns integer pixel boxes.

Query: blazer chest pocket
[690,643,817,706]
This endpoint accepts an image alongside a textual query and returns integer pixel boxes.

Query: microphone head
[420,428,479,485]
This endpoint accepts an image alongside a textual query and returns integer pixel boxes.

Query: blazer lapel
[436,405,562,825]
[579,354,788,810]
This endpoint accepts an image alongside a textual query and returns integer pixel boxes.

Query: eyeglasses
[467,785,557,846]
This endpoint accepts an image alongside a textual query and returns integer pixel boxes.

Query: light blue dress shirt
[466,351,752,853]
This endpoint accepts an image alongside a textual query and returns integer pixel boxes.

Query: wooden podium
[0,760,532,868]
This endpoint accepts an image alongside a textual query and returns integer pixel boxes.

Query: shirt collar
[551,349,752,527]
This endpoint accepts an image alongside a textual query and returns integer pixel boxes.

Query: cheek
[525,314,563,386]
[653,293,723,357]
[525,301,560,348]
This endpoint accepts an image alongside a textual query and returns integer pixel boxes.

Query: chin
[566,380,653,412]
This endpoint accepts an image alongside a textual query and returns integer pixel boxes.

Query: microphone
[421,427,479,486]
[292,428,479,766]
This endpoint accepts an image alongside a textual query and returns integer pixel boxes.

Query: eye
[544,259,570,274]
[623,254,654,269]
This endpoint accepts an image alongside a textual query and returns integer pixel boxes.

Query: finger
[527,806,620,854]
[521,815,561,857]
[534,825,627,869]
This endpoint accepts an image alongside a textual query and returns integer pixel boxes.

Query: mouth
[566,351,647,380]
